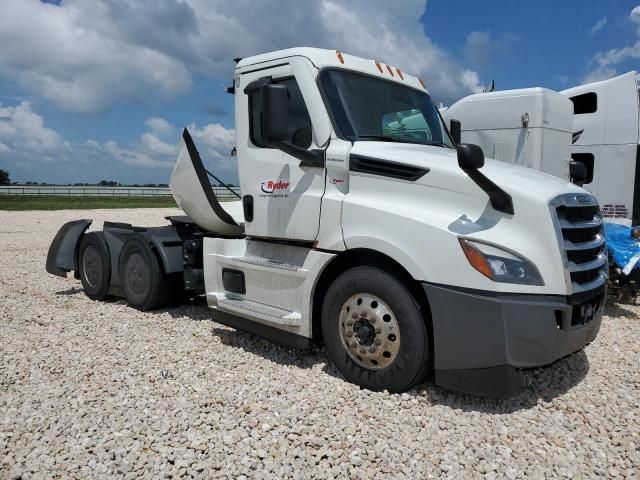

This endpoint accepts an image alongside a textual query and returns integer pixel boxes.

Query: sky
[0,0,639,185]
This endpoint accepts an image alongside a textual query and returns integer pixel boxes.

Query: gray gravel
[1,208,639,479]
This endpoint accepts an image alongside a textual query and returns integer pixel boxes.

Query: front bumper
[423,282,605,398]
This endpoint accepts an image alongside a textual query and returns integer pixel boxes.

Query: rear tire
[321,267,431,393]
[78,232,112,301]
[119,236,169,311]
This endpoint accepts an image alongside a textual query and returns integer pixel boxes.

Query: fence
[0,185,241,200]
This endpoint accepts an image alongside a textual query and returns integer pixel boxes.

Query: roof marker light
[386,65,395,77]
[336,50,345,64]
[419,77,426,89]
[375,61,384,74]
[396,68,404,80]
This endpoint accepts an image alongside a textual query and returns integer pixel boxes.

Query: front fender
[45,219,92,277]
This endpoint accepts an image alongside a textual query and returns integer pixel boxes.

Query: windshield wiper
[357,135,451,148]
[423,142,451,148]
[356,135,406,143]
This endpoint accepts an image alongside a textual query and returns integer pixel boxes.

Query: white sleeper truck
[562,71,640,225]
[443,71,640,226]
[441,88,574,184]
[46,48,606,398]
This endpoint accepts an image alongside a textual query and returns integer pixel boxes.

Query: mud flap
[45,219,92,277]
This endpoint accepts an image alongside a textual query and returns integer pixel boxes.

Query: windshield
[319,69,454,148]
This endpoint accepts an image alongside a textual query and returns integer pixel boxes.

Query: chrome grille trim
[568,255,607,273]
[550,193,608,294]
[563,234,605,251]
[557,217,602,229]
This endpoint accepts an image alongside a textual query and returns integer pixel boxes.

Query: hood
[349,141,584,207]
[346,140,587,296]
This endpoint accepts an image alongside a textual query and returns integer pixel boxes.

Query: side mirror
[262,84,288,142]
[457,143,485,170]
[569,160,587,187]
[450,119,462,145]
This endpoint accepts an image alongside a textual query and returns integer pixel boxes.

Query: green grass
[0,195,178,211]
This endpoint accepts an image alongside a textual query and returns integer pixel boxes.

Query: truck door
[235,59,331,241]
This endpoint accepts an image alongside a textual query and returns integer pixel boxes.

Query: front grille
[551,194,608,294]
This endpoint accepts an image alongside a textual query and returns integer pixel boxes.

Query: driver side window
[249,77,312,149]
[382,109,433,143]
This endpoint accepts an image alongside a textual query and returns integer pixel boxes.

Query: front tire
[321,267,431,393]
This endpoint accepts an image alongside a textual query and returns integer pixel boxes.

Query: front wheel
[321,267,431,393]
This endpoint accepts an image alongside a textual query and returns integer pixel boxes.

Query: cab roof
[236,47,427,93]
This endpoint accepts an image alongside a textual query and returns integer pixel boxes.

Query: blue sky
[0,0,639,185]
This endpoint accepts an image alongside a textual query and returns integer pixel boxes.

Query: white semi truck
[563,71,640,224]
[443,71,640,225]
[46,48,606,398]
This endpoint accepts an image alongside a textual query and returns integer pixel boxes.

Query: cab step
[217,295,302,327]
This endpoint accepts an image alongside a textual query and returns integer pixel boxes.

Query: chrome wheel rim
[338,293,400,370]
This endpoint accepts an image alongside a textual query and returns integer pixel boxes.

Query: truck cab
[47,48,607,398]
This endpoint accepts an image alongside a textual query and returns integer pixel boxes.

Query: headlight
[459,238,544,286]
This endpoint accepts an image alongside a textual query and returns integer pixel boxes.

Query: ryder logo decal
[260,180,290,198]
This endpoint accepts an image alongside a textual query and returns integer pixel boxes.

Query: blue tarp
[604,223,640,272]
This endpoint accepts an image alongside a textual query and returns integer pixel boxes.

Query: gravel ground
[1,208,639,479]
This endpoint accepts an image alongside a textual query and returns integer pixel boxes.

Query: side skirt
[211,308,312,350]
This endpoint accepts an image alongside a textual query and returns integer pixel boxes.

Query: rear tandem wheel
[118,235,175,311]
[78,232,112,301]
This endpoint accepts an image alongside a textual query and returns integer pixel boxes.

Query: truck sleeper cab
[443,71,640,227]
[562,71,640,225]
[46,48,606,398]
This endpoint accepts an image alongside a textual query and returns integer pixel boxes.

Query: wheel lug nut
[375,339,382,345]
[351,313,358,319]
[347,320,354,326]
[347,332,353,337]
[375,328,381,334]
[359,348,367,354]
[360,312,367,317]
[370,317,376,323]
[351,342,358,348]
[368,346,376,353]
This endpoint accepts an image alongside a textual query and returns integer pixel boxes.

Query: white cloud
[0,0,482,111]
[100,119,236,173]
[187,122,236,169]
[0,0,191,113]
[584,7,640,83]
[464,31,494,71]
[632,5,640,27]
[460,70,484,94]
[140,133,178,157]
[145,117,174,136]
[104,140,174,169]
[590,17,607,35]
[0,103,235,181]
[463,30,519,75]
[0,102,65,157]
